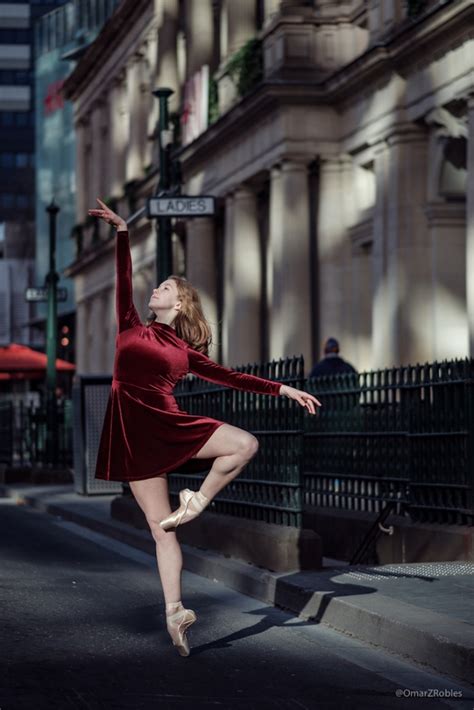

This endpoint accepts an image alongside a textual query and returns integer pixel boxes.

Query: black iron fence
[1,357,473,527]
[302,360,473,525]
[0,398,73,469]
[173,357,474,527]
[172,357,305,526]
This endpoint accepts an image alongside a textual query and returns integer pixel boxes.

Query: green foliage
[208,76,219,125]
[407,0,427,17]
[225,37,263,98]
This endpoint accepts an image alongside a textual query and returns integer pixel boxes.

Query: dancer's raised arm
[88,197,141,332]
[187,347,322,413]
[187,346,282,396]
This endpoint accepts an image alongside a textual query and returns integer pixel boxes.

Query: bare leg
[158,423,259,532]
[129,475,183,604]
[193,423,259,500]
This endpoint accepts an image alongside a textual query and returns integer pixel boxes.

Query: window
[0,113,14,126]
[16,195,29,209]
[16,154,29,168]
[0,70,33,84]
[0,29,31,43]
[0,195,14,208]
[0,153,15,168]
[0,112,34,127]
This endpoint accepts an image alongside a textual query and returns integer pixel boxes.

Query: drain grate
[332,561,474,582]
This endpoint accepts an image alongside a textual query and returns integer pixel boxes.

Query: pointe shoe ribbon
[159,488,209,532]
[166,604,197,657]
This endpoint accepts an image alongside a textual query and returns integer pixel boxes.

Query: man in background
[308,337,357,378]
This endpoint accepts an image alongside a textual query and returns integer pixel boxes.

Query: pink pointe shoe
[159,488,209,532]
[165,601,197,657]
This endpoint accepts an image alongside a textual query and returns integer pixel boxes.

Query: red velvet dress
[94,229,282,482]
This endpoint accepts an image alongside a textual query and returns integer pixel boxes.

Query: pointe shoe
[159,488,209,532]
[166,603,197,657]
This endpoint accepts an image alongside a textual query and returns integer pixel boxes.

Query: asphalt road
[1,498,473,710]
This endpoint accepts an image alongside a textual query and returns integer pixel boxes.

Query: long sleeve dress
[94,229,282,482]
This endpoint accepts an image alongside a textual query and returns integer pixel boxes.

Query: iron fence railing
[2,356,473,527]
[0,398,73,469]
[303,359,473,525]
[0,400,13,464]
[172,357,305,526]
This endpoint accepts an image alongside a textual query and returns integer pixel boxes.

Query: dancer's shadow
[189,566,439,656]
[189,576,375,655]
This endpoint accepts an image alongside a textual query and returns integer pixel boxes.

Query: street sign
[147,195,215,218]
[25,287,68,302]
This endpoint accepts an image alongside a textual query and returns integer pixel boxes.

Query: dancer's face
[148,279,181,317]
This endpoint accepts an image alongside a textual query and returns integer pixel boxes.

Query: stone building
[63,0,474,375]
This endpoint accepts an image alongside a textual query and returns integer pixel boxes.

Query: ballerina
[88,197,321,656]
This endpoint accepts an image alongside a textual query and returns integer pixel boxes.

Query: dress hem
[94,419,226,483]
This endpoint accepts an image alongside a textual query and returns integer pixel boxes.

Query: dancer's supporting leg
[129,475,183,602]
[129,476,196,656]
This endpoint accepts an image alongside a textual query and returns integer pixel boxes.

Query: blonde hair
[145,275,212,355]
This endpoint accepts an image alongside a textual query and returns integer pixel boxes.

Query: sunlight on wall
[429,285,468,360]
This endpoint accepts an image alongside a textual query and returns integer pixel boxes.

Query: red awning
[0,343,75,379]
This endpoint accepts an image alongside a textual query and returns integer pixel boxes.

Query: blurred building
[63,0,474,374]
[0,0,66,347]
[32,0,120,363]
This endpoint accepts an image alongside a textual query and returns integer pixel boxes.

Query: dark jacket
[308,354,357,378]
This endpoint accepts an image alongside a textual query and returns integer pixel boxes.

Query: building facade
[63,0,474,375]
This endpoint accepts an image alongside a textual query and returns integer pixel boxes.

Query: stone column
[267,160,311,365]
[75,118,87,223]
[263,0,280,26]
[220,0,256,60]
[426,203,467,359]
[368,0,404,41]
[185,0,214,78]
[90,102,103,204]
[108,74,126,198]
[75,299,88,375]
[185,216,219,352]
[467,96,474,357]
[137,53,151,171]
[156,0,180,109]
[317,157,351,358]
[88,296,103,374]
[371,141,393,366]
[222,192,235,365]
[125,54,144,183]
[372,127,431,367]
[230,187,261,365]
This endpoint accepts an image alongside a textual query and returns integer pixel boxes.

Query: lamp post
[152,87,174,284]
[45,199,60,466]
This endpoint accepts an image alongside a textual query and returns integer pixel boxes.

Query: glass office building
[33,0,119,353]
[0,2,67,348]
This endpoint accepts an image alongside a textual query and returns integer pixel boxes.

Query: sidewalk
[2,482,473,686]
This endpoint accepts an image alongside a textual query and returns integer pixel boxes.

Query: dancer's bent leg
[192,423,259,500]
[129,475,182,604]
[158,423,259,532]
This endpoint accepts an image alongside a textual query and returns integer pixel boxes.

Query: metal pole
[152,87,174,284]
[45,200,60,466]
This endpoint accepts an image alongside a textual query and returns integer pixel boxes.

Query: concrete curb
[2,483,473,686]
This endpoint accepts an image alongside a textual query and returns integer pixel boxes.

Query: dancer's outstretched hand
[88,197,127,230]
[279,385,322,414]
